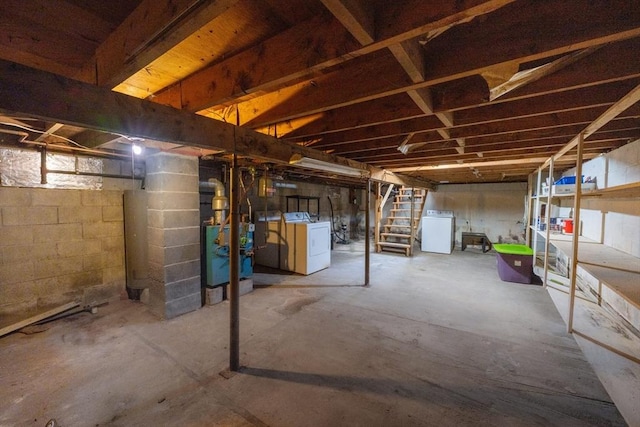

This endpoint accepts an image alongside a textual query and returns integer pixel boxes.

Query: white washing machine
[254,210,283,269]
[280,212,331,275]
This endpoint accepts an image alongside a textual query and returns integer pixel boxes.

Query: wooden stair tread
[385,218,419,222]
[381,232,411,238]
[377,242,411,248]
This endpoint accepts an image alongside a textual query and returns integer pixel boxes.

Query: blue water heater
[205,224,253,287]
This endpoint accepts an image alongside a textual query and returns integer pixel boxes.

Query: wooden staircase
[376,186,427,256]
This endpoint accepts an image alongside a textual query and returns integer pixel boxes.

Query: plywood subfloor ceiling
[1,0,639,184]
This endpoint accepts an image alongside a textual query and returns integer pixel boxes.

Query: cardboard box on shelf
[552,182,596,194]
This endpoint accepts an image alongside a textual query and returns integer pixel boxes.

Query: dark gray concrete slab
[0,246,627,426]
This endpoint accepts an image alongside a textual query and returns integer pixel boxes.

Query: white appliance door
[304,222,331,274]
[421,217,454,254]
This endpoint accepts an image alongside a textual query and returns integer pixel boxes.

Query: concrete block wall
[424,182,528,245]
[146,152,201,319]
[102,157,145,191]
[0,187,125,316]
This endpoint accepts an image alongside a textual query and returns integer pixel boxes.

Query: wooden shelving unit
[527,140,640,365]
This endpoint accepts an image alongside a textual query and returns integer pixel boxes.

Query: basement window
[0,147,102,190]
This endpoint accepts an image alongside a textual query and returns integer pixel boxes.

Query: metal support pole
[365,179,371,286]
[40,146,47,184]
[229,154,240,371]
[568,133,584,333]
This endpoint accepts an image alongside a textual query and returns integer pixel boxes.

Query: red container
[563,218,574,233]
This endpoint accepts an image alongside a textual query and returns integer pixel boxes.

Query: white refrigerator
[421,211,455,254]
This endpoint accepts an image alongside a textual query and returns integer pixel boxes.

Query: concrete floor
[0,245,630,426]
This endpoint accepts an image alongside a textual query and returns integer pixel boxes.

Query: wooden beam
[220,50,413,127]
[291,78,638,146]
[369,169,434,188]
[367,132,639,159]
[34,123,64,142]
[375,0,514,44]
[94,0,239,87]
[283,42,640,140]
[0,302,79,337]
[276,93,424,139]
[389,37,468,156]
[550,82,640,164]
[72,130,123,149]
[389,39,425,83]
[489,47,601,101]
[154,0,511,112]
[456,120,640,148]
[422,0,640,84]
[303,104,630,149]
[389,156,587,172]
[455,80,638,125]
[407,88,434,114]
[320,0,375,45]
[227,0,640,128]
[0,59,432,189]
[358,139,625,165]
[379,150,612,166]
[0,0,113,80]
[397,133,416,154]
[152,11,363,111]
[494,37,640,102]
[0,59,338,166]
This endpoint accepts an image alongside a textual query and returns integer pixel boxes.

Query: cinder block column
[146,152,201,319]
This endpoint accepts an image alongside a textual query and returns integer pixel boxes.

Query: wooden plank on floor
[0,302,79,337]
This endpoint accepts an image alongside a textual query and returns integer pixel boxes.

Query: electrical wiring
[0,120,91,150]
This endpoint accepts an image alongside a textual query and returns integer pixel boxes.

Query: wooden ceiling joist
[220,0,640,130]
[1,0,639,184]
[550,82,640,165]
[152,9,363,110]
[488,46,601,101]
[93,0,240,88]
[360,140,626,166]
[282,40,640,140]
[319,0,375,45]
[151,0,511,115]
[304,104,634,150]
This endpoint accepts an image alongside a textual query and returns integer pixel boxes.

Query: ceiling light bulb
[132,144,142,155]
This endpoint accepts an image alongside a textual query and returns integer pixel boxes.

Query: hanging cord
[255,167,271,251]
[327,196,348,244]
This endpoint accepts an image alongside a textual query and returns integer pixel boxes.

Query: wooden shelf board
[583,182,640,199]
[534,182,640,200]
[550,239,639,272]
[580,263,640,310]
[534,229,595,243]
[547,286,640,365]
[546,238,640,318]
